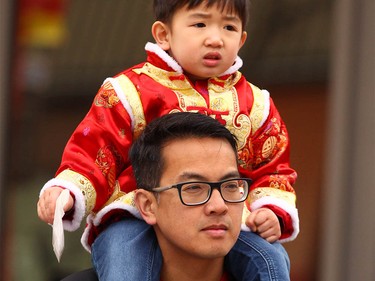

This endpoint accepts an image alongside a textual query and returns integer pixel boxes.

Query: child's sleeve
[240,85,299,242]
[40,76,143,231]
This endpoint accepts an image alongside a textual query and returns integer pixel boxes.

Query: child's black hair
[153,0,249,29]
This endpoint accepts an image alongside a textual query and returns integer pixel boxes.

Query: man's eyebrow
[220,171,242,180]
[178,171,240,182]
[178,172,206,182]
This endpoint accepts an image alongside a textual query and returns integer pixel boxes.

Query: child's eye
[224,25,237,31]
[194,23,206,28]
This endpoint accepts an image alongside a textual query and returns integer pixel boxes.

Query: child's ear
[152,21,171,51]
[134,189,158,225]
[239,31,247,49]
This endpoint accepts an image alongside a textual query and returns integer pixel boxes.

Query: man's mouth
[202,224,228,237]
[203,224,227,230]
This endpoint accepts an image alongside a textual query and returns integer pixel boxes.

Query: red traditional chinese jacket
[40,43,299,252]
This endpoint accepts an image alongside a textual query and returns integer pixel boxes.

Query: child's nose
[205,30,224,48]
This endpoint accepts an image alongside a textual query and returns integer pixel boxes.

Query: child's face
[158,2,247,80]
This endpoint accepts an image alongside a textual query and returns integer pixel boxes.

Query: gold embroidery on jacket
[249,83,266,135]
[248,187,296,207]
[103,181,127,207]
[208,86,250,150]
[115,74,146,139]
[112,191,137,208]
[56,169,97,215]
[133,63,256,156]
[133,63,192,90]
[95,80,120,108]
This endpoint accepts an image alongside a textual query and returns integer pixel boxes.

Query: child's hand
[37,186,74,224]
[246,208,281,243]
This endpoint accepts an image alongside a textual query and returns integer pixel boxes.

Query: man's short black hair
[130,112,238,190]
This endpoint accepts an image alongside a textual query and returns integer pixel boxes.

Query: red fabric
[57,50,297,246]
[262,204,294,240]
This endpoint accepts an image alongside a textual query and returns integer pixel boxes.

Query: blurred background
[0,0,373,280]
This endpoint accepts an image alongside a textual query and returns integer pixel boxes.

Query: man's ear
[134,189,158,225]
[152,21,171,51]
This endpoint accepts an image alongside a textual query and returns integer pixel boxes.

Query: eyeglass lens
[180,179,247,205]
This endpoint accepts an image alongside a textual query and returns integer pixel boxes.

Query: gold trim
[115,74,146,139]
[56,169,97,214]
[208,86,251,150]
[249,83,266,135]
[111,190,137,208]
[133,63,192,90]
[242,206,252,225]
[103,180,127,207]
[248,187,296,207]
[132,63,252,150]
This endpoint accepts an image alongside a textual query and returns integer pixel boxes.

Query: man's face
[153,137,244,261]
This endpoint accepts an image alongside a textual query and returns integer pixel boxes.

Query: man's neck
[160,256,225,281]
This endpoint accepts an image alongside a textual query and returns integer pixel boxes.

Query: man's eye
[183,184,204,193]
[224,184,239,191]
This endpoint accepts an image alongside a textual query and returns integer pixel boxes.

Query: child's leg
[225,231,290,281]
[91,218,162,281]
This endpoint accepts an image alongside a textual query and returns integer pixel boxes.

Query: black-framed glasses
[152,178,251,206]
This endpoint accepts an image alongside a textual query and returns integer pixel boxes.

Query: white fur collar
[145,42,183,73]
[145,42,243,76]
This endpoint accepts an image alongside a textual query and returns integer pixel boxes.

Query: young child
[37,0,299,280]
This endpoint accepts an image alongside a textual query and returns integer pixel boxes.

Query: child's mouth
[203,52,221,66]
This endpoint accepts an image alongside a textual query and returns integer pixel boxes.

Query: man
[130,112,251,281]
[62,112,250,281]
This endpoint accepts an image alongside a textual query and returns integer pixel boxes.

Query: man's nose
[205,189,228,214]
